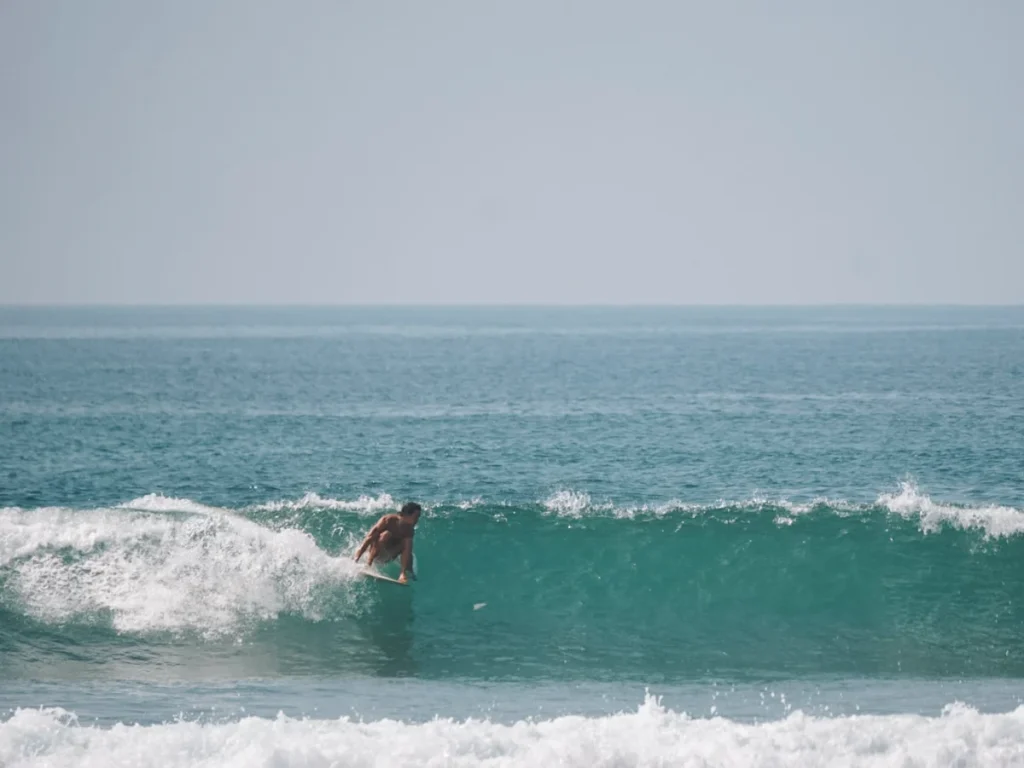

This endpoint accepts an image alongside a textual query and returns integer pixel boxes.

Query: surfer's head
[400,502,422,524]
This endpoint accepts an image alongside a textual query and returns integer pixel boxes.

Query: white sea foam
[0,504,360,637]
[543,489,591,516]
[2,696,1023,767]
[253,493,490,516]
[541,490,851,520]
[878,481,1024,539]
[0,506,174,569]
[116,493,227,516]
[541,484,1024,538]
[542,490,614,517]
[254,492,398,515]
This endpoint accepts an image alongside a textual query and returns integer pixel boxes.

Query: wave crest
[537,482,1024,537]
[254,492,398,515]
[877,481,1024,538]
[116,494,226,516]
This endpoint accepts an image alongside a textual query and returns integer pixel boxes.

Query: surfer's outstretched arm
[354,516,386,562]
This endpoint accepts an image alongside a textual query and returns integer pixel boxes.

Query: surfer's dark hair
[400,502,422,516]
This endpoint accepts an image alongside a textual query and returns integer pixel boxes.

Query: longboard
[360,568,408,586]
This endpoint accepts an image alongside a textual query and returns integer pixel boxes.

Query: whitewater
[4,696,1024,768]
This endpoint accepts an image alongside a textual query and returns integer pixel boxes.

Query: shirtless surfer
[353,502,421,583]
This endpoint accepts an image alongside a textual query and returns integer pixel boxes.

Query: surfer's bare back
[353,502,421,583]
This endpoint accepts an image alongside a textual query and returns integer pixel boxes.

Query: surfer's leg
[367,531,395,566]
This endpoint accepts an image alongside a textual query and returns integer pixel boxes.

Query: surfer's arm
[398,537,414,583]
[353,516,386,561]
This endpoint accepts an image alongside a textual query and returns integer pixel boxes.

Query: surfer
[353,502,421,583]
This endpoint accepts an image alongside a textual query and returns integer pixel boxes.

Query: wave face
[2,696,1023,768]
[3,486,1023,682]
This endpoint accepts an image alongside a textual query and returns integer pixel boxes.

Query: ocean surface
[1,305,1023,766]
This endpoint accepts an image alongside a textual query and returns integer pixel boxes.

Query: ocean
[1,305,1022,766]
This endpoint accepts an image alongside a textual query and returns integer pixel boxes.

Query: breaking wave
[2,695,1024,768]
[2,482,1023,681]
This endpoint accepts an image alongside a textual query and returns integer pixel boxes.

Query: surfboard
[360,568,408,586]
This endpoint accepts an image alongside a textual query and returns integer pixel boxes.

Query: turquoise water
[2,306,1023,766]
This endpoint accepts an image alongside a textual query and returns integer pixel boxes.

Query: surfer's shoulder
[370,512,399,531]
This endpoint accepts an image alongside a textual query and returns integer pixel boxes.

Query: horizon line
[1,302,1023,310]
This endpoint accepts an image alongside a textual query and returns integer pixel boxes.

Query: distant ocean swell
[2,695,1024,768]
[2,483,1023,680]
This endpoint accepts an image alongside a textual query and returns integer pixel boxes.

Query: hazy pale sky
[2,2,1022,304]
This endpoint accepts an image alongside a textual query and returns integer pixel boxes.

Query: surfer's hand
[398,573,408,584]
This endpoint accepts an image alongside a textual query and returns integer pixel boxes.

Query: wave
[2,484,1023,681]
[2,695,1023,767]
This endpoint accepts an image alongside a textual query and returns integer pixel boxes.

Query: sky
[1,2,1022,305]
